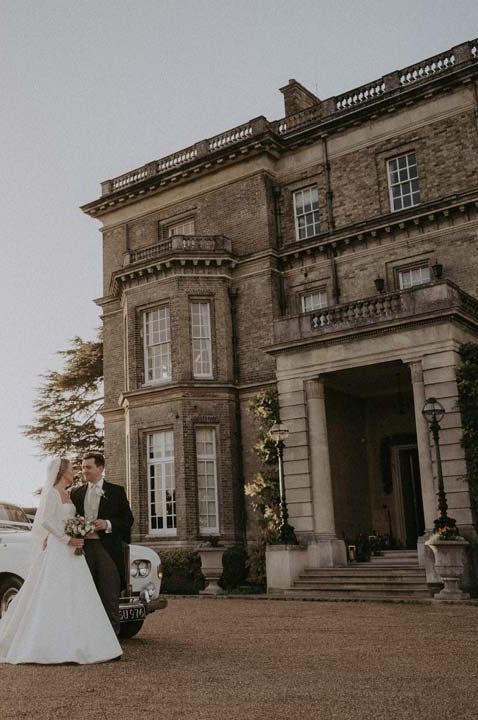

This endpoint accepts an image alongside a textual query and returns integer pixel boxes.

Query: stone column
[304,378,347,567]
[409,361,440,574]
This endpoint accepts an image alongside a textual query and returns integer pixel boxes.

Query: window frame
[293,185,320,241]
[300,288,328,313]
[387,152,421,212]
[395,261,431,290]
[167,217,195,237]
[195,427,220,536]
[190,301,213,379]
[147,430,177,537]
[143,306,172,385]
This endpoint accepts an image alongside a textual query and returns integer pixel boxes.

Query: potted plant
[197,536,225,595]
[425,525,470,601]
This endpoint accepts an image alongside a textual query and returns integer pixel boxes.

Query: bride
[0,457,122,664]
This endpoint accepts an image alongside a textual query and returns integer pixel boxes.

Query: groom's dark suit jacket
[70,480,134,589]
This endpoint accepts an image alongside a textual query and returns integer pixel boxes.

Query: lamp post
[422,397,457,532]
[269,422,298,545]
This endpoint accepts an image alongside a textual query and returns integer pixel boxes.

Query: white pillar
[305,378,347,567]
[409,361,437,531]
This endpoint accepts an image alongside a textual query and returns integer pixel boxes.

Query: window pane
[168,219,195,236]
[191,302,212,377]
[294,186,320,241]
[144,308,171,382]
[148,431,176,535]
[196,428,218,533]
[387,153,420,212]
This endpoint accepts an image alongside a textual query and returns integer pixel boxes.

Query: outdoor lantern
[422,397,456,532]
[269,422,297,545]
[374,277,385,293]
[269,422,290,445]
[431,261,444,280]
[422,397,445,426]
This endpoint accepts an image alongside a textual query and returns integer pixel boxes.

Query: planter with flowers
[197,537,225,595]
[425,525,470,601]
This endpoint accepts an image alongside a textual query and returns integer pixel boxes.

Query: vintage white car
[0,502,167,638]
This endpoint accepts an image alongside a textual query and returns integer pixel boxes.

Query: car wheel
[118,620,144,639]
[0,576,23,617]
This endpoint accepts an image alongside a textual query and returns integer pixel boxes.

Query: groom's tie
[86,483,100,522]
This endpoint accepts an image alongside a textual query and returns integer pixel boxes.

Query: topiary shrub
[160,549,205,595]
[220,546,248,589]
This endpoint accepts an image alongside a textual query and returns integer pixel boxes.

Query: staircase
[285,550,431,601]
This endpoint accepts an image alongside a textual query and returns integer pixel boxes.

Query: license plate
[119,604,146,622]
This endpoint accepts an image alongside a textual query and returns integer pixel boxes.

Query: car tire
[118,619,144,639]
[0,576,23,617]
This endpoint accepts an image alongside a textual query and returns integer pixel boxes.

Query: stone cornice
[81,40,478,218]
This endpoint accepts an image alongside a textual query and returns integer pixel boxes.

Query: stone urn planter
[425,538,470,601]
[198,547,225,595]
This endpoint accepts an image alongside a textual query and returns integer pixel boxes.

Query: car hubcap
[1,587,18,616]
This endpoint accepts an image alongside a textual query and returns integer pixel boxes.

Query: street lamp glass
[422,397,445,425]
[269,422,289,444]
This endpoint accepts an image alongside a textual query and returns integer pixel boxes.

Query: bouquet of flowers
[65,516,96,555]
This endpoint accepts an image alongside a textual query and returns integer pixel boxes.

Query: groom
[70,451,134,635]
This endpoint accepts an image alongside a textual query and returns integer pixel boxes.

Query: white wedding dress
[0,489,122,664]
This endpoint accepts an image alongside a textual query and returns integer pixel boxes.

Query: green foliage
[245,541,267,587]
[244,389,281,542]
[160,549,205,595]
[220,546,248,589]
[456,342,478,522]
[24,333,104,464]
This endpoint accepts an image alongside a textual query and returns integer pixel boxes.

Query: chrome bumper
[119,595,168,618]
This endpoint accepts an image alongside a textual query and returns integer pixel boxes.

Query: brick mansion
[82,39,478,580]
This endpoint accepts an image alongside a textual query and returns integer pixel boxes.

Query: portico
[269,280,478,572]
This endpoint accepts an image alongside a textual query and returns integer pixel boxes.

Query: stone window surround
[188,293,217,381]
[159,211,197,240]
[195,425,220,535]
[384,253,432,291]
[375,138,422,216]
[299,286,328,314]
[144,427,177,537]
[293,185,321,242]
[386,152,421,213]
[136,298,173,388]
[280,174,325,246]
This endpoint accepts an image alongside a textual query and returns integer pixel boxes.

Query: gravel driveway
[1,597,478,720]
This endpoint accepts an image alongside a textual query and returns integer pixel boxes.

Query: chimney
[279,79,320,116]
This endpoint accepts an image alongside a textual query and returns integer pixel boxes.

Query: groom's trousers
[84,539,121,635]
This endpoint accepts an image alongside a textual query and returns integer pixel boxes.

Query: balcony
[124,235,233,266]
[273,281,478,348]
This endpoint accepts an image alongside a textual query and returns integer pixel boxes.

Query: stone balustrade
[273,281,478,345]
[126,235,232,265]
[101,39,478,197]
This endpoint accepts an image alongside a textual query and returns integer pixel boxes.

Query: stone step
[296,576,427,586]
[301,568,425,577]
[291,581,429,597]
[283,591,431,601]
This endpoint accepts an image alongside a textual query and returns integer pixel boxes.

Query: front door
[391,445,425,548]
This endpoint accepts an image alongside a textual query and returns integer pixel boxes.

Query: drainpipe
[328,245,341,304]
[321,135,335,232]
[272,184,287,315]
[228,287,247,543]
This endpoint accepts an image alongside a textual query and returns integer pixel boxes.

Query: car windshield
[0,505,29,524]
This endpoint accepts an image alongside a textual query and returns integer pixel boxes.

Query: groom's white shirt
[86,477,112,534]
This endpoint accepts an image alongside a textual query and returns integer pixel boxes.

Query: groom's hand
[94,519,108,531]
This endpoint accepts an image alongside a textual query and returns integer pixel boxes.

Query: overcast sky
[1,0,477,506]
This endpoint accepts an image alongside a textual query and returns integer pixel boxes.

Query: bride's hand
[68,538,84,548]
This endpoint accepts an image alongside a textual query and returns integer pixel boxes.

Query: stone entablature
[81,39,477,216]
[110,234,236,296]
[272,280,478,348]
